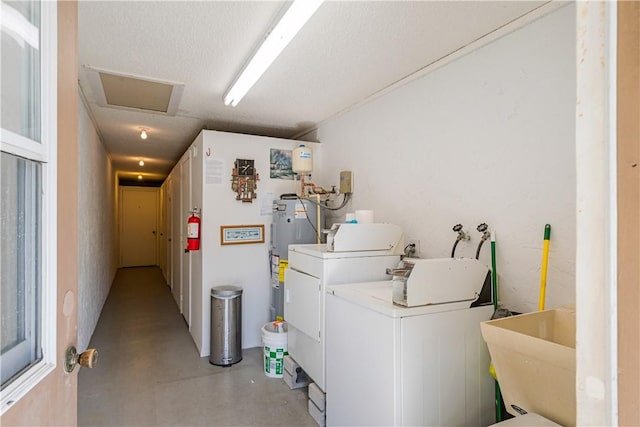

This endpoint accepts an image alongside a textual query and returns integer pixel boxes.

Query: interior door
[181,155,192,326]
[158,184,167,280]
[0,2,79,424]
[119,187,159,267]
[166,176,173,289]
[171,170,182,307]
[617,2,640,424]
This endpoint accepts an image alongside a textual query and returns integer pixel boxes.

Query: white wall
[186,130,317,355]
[78,97,118,350]
[308,4,576,313]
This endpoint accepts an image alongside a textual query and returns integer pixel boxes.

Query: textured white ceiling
[78,1,547,182]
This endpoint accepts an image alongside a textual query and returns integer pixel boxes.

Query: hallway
[78,267,314,426]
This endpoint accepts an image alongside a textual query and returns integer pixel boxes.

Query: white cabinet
[284,244,400,391]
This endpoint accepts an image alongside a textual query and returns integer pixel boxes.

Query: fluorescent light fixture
[223,0,324,107]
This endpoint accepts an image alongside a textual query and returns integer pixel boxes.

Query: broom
[538,224,551,311]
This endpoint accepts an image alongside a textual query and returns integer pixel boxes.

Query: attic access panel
[85,65,184,115]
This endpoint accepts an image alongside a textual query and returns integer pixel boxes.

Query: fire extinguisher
[186,209,200,251]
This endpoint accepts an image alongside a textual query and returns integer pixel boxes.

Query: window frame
[0,156,42,384]
[0,0,57,413]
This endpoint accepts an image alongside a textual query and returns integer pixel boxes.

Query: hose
[301,192,351,211]
[451,224,467,258]
[451,239,461,258]
[294,194,352,243]
[295,197,320,241]
[475,223,489,260]
[475,239,486,260]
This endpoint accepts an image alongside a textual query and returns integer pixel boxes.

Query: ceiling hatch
[84,65,184,115]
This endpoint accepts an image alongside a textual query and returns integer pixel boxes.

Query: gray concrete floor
[78,267,315,427]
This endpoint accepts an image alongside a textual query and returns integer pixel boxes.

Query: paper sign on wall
[205,157,225,185]
[260,192,275,216]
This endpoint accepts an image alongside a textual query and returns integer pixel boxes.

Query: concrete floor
[78,267,316,427]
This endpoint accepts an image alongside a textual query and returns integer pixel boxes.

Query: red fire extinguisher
[186,209,200,251]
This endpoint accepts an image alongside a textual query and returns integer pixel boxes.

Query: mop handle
[538,224,551,311]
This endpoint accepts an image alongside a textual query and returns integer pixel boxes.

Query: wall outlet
[339,170,353,194]
[406,239,420,258]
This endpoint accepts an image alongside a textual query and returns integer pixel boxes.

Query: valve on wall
[186,208,201,252]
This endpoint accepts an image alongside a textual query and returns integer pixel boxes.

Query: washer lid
[212,285,243,297]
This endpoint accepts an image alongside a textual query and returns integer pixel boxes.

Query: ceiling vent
[85,66,184,115]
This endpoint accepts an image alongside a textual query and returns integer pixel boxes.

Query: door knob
[64,346,98,373]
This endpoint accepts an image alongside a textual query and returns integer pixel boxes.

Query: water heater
[270,195,323,320]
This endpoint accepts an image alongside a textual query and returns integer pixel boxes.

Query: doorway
[119,187,160,267]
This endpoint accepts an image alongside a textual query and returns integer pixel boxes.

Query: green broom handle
[490,232,502,422]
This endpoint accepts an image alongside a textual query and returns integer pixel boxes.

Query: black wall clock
[231,158,259,202]
[236,159,255,176]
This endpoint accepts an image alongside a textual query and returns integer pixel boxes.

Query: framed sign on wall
[220,224,265,245]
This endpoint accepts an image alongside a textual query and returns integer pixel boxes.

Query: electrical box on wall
[340,171,353,194]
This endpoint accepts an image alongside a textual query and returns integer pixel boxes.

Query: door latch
[64,346,98,373]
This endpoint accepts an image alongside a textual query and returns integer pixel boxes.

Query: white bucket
[262,321,288,378]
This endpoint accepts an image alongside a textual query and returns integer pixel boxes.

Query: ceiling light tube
[223,0,324,107]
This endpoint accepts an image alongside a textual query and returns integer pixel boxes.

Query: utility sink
[481,308,576,427]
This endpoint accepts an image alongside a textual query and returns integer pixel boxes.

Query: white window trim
[0,132,46,163]
[0,1,57,414]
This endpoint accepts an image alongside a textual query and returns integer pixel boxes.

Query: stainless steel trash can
[210,286,243,366]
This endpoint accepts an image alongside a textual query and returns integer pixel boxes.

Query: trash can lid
[212,285,243,297]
